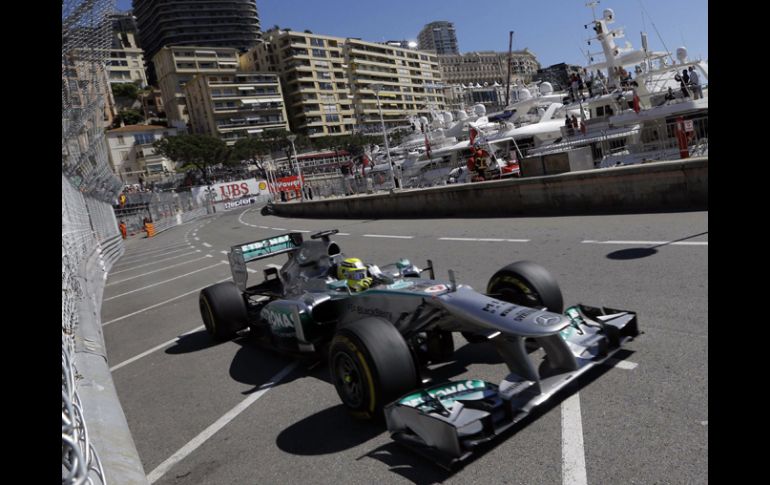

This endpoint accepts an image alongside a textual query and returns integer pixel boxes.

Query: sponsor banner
[191,178,270,204]
[270,175,304,194]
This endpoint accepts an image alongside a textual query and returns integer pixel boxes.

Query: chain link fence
[63,0,148,483]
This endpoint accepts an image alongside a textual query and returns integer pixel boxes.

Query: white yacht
[527,6,708,168]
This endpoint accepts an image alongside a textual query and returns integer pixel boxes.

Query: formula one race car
[199,229,638,467]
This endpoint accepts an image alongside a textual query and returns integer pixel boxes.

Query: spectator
[688,66,703,100]
[565,116,575,136]
[675,72,690,98]
[119,220,127,239]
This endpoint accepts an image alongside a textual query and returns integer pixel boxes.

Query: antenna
[586,1,600,21]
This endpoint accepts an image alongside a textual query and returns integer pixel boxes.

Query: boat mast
[505,31,513,107]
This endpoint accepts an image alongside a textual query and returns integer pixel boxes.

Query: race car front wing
[384,304,639,469]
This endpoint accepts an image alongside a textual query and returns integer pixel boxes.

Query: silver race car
[199,229,639,468]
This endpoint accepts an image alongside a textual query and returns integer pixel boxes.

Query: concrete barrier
[273,158,707,219]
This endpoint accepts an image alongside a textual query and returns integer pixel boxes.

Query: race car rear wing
[229,232,303,291]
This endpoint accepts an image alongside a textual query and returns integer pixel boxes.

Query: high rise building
[132,0,261,83]
[185,72,289,145]
[153,46,240,131]
[417,21,459,55]
[107,12,148,87]
[242,29,445,138]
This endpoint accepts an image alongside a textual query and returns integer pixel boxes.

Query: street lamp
[371,83,399,189]
[286,133,304,201]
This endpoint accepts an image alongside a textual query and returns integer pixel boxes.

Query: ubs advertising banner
[191,178,270,206]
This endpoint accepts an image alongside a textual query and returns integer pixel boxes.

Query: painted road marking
[439,237,530,242]
[102,277,231,326]
[109,325,206,372]
[220,250,229,254]
[115,247,191,265]
[271,227,287,230]
[362,234,414,239]
[336,232,351,236]
[202,242,212,248]
[291,229,311,233]
[220,260,256,273]
[561,391,588,485]
[194,237,200,241]
[109,251,200,275]
[103,262,227,302]
[582,240,708,246]
[603,357,639,370]
[146,362,298,484]
[121,244,189,258]
[107,255,213,286]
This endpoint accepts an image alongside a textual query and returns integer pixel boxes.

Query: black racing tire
[329,318,419,420]
[199,282,248,341]
[486,261,563,313]
[463,261,563,345]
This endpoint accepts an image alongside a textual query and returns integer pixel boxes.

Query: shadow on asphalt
[275,404,383,455]
[606,231,708,260]
[607,247,659,260]
[360,347,638,483]
[165,330,225,354]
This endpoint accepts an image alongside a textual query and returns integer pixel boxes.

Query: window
[312,49,327,58]
[318,82,333,90]
[310,38,325,47]
[117,135,125,145]
[135,133,156,145]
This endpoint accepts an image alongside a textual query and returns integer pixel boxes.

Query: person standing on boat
[688,66,702,100]
[565,116,575,136]
[586,70,595,98]
[675,70,691,98]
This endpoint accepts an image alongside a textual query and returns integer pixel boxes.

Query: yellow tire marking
[335,334,377,415]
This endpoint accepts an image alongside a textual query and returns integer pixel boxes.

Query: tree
[111,83,140,100]
[114,109,144,126]
[153,135,232,184]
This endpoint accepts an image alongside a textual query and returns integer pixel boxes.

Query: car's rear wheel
[329,318,418,420]
[199,282,248,341]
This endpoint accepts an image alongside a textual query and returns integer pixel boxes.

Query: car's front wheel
[329,318,418,420]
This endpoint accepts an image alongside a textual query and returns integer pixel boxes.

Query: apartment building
[153,46,240,131]
[242,30,445,137]
[438,50,540,86]
[107,12,147,87]
[105,125,178,183]
[184,72,289,145]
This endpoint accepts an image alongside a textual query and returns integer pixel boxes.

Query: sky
[116,0,707,67]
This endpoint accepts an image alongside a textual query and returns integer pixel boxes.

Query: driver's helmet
[337,257,372,291]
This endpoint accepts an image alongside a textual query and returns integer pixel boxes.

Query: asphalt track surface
[102,208,708,485]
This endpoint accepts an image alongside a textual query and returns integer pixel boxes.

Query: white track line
[109,251,201,275]
[202,242,212,247]
[561,392,588,485]
[582,240,708,246]
[109,325,205,372]
[439,237,530,242]
[291,229,311,233]
[115,247,191,265]
[362,234,414,239]
[603,357,638,370]
[102,277,231,326]
[103,262,227,302]
[146,362,298,484]
[271,227,287,230]
[107,255,213,286]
